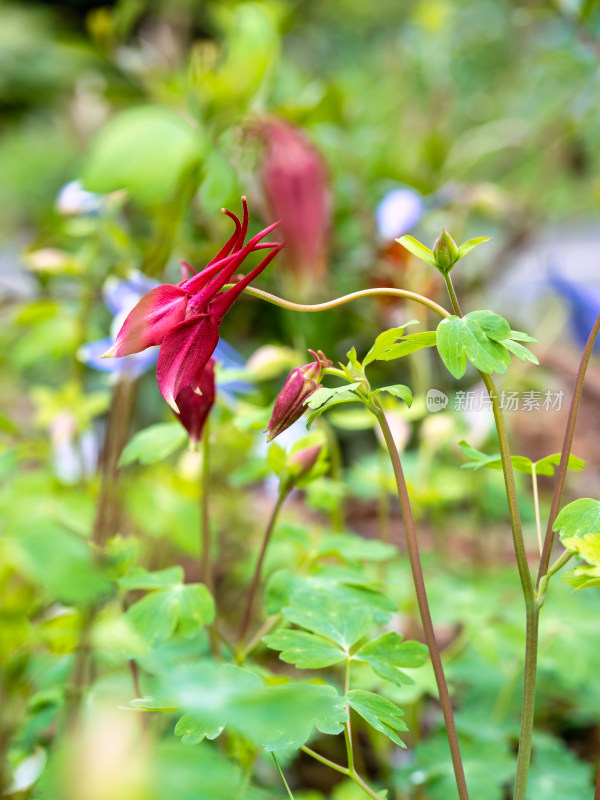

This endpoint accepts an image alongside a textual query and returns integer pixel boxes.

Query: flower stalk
[374,401,470,800]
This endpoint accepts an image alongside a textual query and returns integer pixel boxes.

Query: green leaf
[175,712,224,745]
[263,629,346,668]
[396,235,437,266]
[177,584,217,637]
[373,330,437,361]
[165,663,347,752]
[306,396,364,428]
[459,442,585,476]
[353,632,428,686]
[372,384,413,406]
[317,533,396,563]
[501,338,539,365]
[306,383,362,411]
[398,733,514,800]
[346,690,408,746]
[282,586,373,651]
[119,423,188,467]
[10,523,110,606]
[456,236,491,259]
[264,570,393,623]
[509,329,538,343]
[534,453,586,476]
[562,562,600,590]
[243,683,347,750]
[436,311,512,379]
[119,566,184,591]
[362,322,420,366]
[126,583,215,646]
[527,733,593,799]
[553,498,600,540]
[83,106,204,204]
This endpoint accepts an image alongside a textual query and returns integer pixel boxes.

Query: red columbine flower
[265,350,331,441]
[105,199,282,413]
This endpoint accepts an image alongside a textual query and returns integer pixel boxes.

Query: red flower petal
[107,285,189,357]
[174,359,216,446]
[156,314,220,412]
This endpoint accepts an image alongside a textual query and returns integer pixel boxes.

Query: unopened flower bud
[252,116,331,291]
[432,228,459,272]
[265,350,331,442]
[173,359,215,446]
[288,443,322,481]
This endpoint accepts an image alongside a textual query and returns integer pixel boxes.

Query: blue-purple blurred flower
[376,187,425,241]
[50,412,99,485]
[550,272,600,352]
[56,180,104,217]
[79,271,161,380]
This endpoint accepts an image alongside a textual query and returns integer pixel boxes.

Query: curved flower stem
[230,284,451,319]
[373,402,469,800]
[536,311,600,587]
[237,487,290,652]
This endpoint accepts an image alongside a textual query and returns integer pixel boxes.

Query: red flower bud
[288,443,323,481]
[265,350,331,442]
[253,117,331,289]
[173,358,216,446]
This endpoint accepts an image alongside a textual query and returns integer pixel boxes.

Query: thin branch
[537,312,600,587]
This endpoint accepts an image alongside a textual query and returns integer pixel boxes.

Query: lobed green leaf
[346,689,408,746]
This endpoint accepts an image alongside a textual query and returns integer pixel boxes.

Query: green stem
[531,464,543,556]
[537,311,600,586]
[237,488,289,651]
[300,746,350,776]
[231,285,451,319]
[480,373,537,800]
[242,614,281,660]
[446,274,537,800]
[595,759,600,800]
[317,417,345,530]
[535,550,572,609]
[344,658,354,772]
[374,403,469,800]
[200,420,213,595]
[272,753,296,799]
[443,273,463,317]
[300,747,384,800]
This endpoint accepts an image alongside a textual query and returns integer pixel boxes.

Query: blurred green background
[2,0,600,798]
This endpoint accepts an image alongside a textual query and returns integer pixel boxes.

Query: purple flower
[375,187,425,241]
[550,272,600,351]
